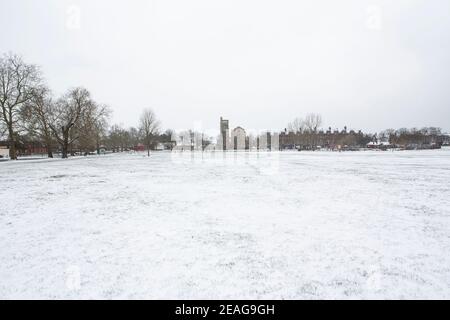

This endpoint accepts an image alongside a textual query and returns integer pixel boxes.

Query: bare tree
[303,113,322,133]
[126,126,141,150]
[0,53,42,159]
[164,129,175,141]
[22,86,55,157]
[381,128,396,144]
[303,113,322,149]
[0,119,7,140]
[287,117,305,133]
[48,87,93,158]
[139,108,160,156]
[92,105,111,154]
[107,125,142,152]
[76,102,111,154]
[108,124,125,152]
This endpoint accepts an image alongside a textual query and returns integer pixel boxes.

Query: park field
[0,150,449,299]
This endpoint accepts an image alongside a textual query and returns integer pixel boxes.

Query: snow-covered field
[1,150,449,299]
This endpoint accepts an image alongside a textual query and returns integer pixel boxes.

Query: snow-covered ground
[1,150,449,299]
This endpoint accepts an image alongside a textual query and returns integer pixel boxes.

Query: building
[24,142,48,155]
[279,128,372,151]
[231,126,246,150]
[0,146,9,158]
[366,141,392,150]
[133,143,145,152]
[218,117,283,151]
[219,117,229,150]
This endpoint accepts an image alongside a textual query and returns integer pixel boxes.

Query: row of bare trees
[285,113,446,149]
[287,113,323,134]
[0,53,111,159]
[379,127,445,146]
[0,53,41,159]
[0,53,167,159]
[105,109,164,157]
[139,109,160,156]
[285,113,325,148]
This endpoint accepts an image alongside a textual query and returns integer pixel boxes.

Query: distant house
[366,141,377,149]
[25,143,47,155]
[133,144,145,152]
[231,126,246,150]
[162,142,176,150]
[220,117,230,150]
[442,134,450,146]
[0,140,48,156]
[0,146,9,158]
[367,141,392,150]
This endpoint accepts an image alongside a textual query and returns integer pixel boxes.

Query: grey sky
[1,0,449,133]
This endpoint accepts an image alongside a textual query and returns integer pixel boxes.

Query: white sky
[1,0,449,133]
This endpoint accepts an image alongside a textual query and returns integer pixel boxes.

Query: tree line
[2,53,447,159]
[379,127,445,147]
[285,114,447,149]
[0,53,162,159]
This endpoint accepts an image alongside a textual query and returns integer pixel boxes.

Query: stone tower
[220,117,229,150]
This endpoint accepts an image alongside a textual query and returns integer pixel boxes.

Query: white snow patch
[0,150,449,299]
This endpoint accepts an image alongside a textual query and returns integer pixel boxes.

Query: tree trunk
[9,141,17,160]
[62,144,68,159]
[45,137,53,158]
[8,127,17,160]
[146,137,151,157]
[62,133,69,159]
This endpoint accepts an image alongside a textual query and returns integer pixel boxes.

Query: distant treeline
[281,119,448,150]
[0,53,161,159]
[1,53,448,159]
[380,127,446,147]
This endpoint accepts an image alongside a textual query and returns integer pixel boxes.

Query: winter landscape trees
[139,108,160,157]
[283,113,448,151]
[48,88,92,158]
[22,86,55,158]
[0,53,42,159]
[0,52,166,159]
[0,53,116,159]
[1,52,448,159]
[47,87,111,158]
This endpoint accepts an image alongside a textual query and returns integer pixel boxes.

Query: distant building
[219,117,281,151]
[0,146,9,158]
[134,144,145,152]
[279,128,372,151]
[25,143,48,155]
[366,141,392,150]
[443,134,450,146]
[231,126,246,150]
[218,117,283,151]
[220,117,229,150]
[0,140,47,156]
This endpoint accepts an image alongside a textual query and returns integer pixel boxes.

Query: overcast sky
[1,0,449,133]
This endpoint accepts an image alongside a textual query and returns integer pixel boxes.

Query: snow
[1,149,449,299]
